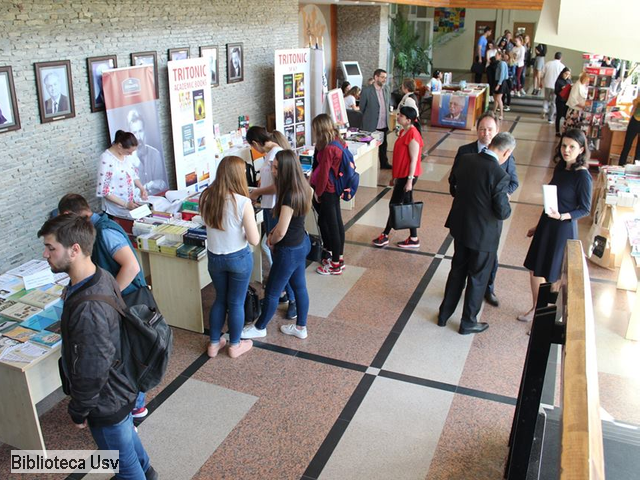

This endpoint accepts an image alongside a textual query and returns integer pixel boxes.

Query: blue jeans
[207,246,253,345]
[89,414,150,480]
[256,235,310,329]
[262,208,294,301]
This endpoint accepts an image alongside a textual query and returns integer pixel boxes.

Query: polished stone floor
[1,113,638,480]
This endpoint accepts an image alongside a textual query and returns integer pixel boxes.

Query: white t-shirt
[259,146,282,209]
[344,95,357,110]
[486,48,498,61]
[206,193,250,255]
[542,59,566,89]
[512,45,526,67]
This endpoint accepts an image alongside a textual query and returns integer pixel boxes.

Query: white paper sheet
[23,268,55,291]
[543,185,558,215]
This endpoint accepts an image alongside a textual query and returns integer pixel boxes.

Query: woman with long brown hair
[310,113,346,275]
[199,156,260,358]
[242,150,312,339]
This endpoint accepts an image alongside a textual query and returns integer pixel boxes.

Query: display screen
[344,63,360,75]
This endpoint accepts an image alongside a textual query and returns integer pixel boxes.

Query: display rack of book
[583,66,616,159]
[0,259,67,451]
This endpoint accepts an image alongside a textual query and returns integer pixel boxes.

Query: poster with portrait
[227,43,244,84]
[103,65,169,195]
[438,94,469,127]
[169,48,190,62]
[34,60,75,123]
[275,48,312,150]
[167,57,216,192]
[0,66,20,133]
[199,45,219,87]
[87,55,117,112]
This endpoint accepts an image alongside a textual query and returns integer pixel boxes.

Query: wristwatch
[408,176,415,179]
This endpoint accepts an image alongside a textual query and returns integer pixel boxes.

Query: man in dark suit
[43,72,69,115]
[450,111,519,307]
[359,68,391,169]
[438,132,515,335]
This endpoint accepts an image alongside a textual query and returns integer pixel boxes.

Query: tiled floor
[2,102,639,480]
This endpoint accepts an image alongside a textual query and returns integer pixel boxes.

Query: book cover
[294,73,305,97]
[283,74,293,100]
[296,99,305,123]
[20,290,61,310]
[29,331,62,348]
[0,336,20,353]
[0,299,18,314]
[182,124,195,156]
[193,89,205,121]
[0,302,42,322]
[0,319,17,332]
[45,320,61,334]
[20,313,58,332]
[3,325,38,342]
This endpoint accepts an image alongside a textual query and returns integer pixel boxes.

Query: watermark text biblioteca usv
[11,450,120,473]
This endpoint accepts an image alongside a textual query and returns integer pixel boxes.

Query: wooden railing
[559,240,605,480]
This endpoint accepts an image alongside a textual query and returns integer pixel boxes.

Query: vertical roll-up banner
[275,49,311,152]
[167,58,216,192]
[103,66,169,195]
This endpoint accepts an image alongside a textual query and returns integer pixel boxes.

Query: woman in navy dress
[519,129,592,322]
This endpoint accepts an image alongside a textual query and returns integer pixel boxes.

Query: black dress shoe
[459,322,489,335]
[484,292,499,307]
[437,317,448,327]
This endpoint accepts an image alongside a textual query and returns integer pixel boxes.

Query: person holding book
[519,129,592,323]
[58,193,149,419]
[96,130,149,219]
[200,156,260,358]
[38,213,158,480]
[242,150,312,340]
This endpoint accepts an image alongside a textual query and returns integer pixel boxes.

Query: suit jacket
[449,141,519,196]
[445,152,511,252]
[359,84,389,132]
[45,94,69,115]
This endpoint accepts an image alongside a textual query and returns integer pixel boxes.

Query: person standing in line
[310,114,346,275]
[554,67,572,137]
[200,156,260,358]
[372,107,424,249]
[512,36,527,97]
[246,127,297,320]
[242,150,312,340]
[475,26,493,84]
[563,72,590,132]
[519,129,592,322]
[493,51,508,120]
[38,214,158,480]
[618,91,640,166]
[532,43,547,96]
[437,133,514,335]
[522,35,533,91]
[57,194,150,420]
[541,52,565,123]
[359,69,392,169]
[449,112,519,307]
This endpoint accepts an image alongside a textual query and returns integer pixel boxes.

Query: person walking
[542,52,565,123]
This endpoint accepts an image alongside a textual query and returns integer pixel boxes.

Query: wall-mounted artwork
[227,43,244,84]
[433,8,465,33]
[34,60,76,124]
[0,66,20,133]
[87,55,117,112]
[131,51,159,99]
[169,48,190,62]
[200,45,219,87]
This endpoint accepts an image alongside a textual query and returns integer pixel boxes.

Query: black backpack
[244,285,261,324]
[70,292,173,393]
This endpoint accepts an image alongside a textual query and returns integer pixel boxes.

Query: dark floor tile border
[345,239,437,258]
[509,116,521,133]
[426,132,452,155]
[343,187,391,231]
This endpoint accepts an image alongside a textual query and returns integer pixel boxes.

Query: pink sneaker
[228,339,253,358]
[207,337,227,358]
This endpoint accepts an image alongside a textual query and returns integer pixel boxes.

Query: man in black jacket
[438,133,515,334]
[450,112,519,307]
[38,214,157,480]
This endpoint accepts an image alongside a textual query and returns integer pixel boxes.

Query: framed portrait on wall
[227,43,244,84]
[169,48,190,62]
[199,45,219,87]
[131,51,159,99]
[34,60,76,124]
[87,55,117,113]
[0,66,20,133]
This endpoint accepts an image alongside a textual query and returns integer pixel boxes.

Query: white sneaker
[280,324,308,339]
[520,89,526,96]
[241,324,266,339]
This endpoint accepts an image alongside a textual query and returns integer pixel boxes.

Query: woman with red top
[372,107,424,248]
[310,114,346,275]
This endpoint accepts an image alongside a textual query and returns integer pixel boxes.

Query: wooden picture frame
[199,45,219,88]
[34,60,76,124]
[87,55,117,113]
[169,48,190,62]
[131,51,159,99]
[0,66,21,133]
[226,43,244,84]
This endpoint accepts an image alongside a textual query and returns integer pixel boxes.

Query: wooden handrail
[560,240,605,480]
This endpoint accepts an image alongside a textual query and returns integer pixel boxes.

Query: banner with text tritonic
[168,58,215,192]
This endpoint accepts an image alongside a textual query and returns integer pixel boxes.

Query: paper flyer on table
[23,268,55,291]
[543,185,558,215]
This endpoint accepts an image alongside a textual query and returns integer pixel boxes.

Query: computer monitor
[339,61,363,90]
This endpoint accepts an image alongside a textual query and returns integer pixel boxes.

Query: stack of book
[158,240,184,257]
[183,228,207,248]
[155,224,190,243]
[137,233,166,252]
[177,244,206,260]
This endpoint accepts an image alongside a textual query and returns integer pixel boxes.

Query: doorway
[473,21,496,63]
[513,22,535,42]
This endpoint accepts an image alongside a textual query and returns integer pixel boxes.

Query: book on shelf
[0,302,43,322]
[3,325,38,342]
[19,290,62,310]
[29,331,62,348]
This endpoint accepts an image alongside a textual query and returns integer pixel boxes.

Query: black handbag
[306,209,324,263]
[389,191,423,230]
[244,285,261,324]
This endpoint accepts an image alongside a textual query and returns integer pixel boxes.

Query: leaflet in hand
[543,185,558,215]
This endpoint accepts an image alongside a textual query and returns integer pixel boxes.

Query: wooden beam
[366,0,543,11]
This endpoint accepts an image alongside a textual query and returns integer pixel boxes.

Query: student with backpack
[372,107,424,248]
[200,156,260,359]
[310,114,348,275]
[242,150,312,340]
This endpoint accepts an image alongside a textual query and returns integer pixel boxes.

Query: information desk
[0,346,61,451]
[430,84,488,130]
[140,211,263,334]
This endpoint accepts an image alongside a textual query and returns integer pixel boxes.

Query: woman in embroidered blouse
[96,130,148,218]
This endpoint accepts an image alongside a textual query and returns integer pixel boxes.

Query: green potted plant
[388,12,432,87]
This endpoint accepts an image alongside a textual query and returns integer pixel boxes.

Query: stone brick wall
[0,0,298,271]
[336,5,389,84]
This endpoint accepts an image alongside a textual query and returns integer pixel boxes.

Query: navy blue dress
[524,167,592,283]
